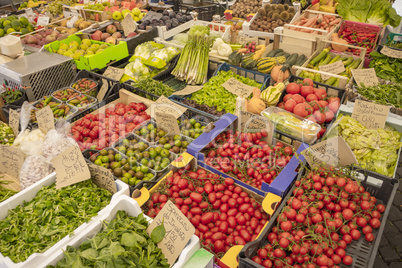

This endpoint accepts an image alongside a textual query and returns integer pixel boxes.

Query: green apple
[68,46,78,53]
[121,9,130,17]
[81,39,92,47]
[86,50,94,55]
[132,7,141,16]
[139,13,145,20]
[133,16,140,22]
[125,12,134,19]
[99,44,109,50]
[90,43,100,50]
[79,44,88,50]
[59,43,69,50]
[88,46,97,53]
[63,50,73,57]
[112,11,122,21]
[69,40,80,47]
[57,48,66,55]
[73,50,84,60]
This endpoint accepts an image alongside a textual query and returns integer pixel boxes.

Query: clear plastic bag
[42,120,76,160]
[19,155,54,190]
[13,102,46,156]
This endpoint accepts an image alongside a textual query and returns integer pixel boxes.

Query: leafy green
[0,177,17,203]
[0,180,112,263]
[188,25,210,37]
[49,210,169,268]
[369,51,402,83]
[132,78,174,101]
[188,70,262,114]
[337,0,401,27]
[151,218,166,244]
[325,115,402,177]
[356,83,402,109]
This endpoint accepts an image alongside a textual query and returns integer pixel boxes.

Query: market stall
[0,0,401,267]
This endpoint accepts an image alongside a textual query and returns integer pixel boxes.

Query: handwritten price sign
[222,78,256,98]
[0,145,25,180]
[352,99,389,129]
[88,163,117,194]
[319,60,345,81]
[351,68,378,87]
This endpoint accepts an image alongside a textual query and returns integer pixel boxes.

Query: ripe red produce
[286,83,301,94]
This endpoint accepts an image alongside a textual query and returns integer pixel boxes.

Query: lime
[194,122,201,129]
[20,28,29,35]
[0,29,4,37]
[146,173,154,179]
[128,177,136,186]
[3,20,10,28]
[147,124,155,131]
[100,149,108,156]
[11,20,20,31]
[0,18,4,28]
[101,163,109,169]
[101,156,110,163]
[27,24,34,32]
[118,146,126,154]
[7,15,17,21]
[190,118,196,125]
[174,139,182,147]
[140,166,149,173]
[94,159,102,165]
[155,146,162,154]
[173,135,181,140]
[121,177,128,184]
[6,28,15,34]
[140,158,148,166]
[160,149,170,158]
[128,156,137,166]
[123,172,132,179]
[164,143,171,150]
[149,149,157,159]
[161,162,168,169]
[111,162,121,169]
[19,16,29,26]
[115,153,123,162]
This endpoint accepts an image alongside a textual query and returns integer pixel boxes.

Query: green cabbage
[337,0,401,27]
[188,25,210,37]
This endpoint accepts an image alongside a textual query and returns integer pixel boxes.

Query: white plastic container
[0,173,129,268]
[44,195,200,268]
[0,35,23,58]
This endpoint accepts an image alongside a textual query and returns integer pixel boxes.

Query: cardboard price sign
[97,67,125,101]
[222,78,256,98]
[351,68,379,87]
[238,110,274,145]
[155,112,180,136]
[9,109,20,136]
[351,99,389,129]
[88,163,117,194]
[0,145,25,186]
[146,95,187,119]
[173,85,203,96]
[302,136,358,169]
[121,14,137,36]
[37,16,50,26]
[36,106,55,134]
[147,200,195,266]
[52,145,91,189]
[380,46,402,59]
[319,60,345,81]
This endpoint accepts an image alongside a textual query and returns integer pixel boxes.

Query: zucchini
[275,51,286,57]
[282,52,290,59]
[295,55,306,66]
[285,53,299,67]
[267,49,283,57]
[318,54,332,66]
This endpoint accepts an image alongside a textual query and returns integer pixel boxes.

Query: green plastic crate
[44,34,129,71]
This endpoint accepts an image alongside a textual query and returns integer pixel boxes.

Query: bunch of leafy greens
[337,0,401,27]
[369,51,402,83]
[132,78,174,101]
[325,115,402,177]
[188,70,262,114]
[188,25,210,36]
[49,210,169,268]
[356,83,402,109]
[0,180,112,263]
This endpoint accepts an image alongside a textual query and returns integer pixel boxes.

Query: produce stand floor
[375,156,402,267]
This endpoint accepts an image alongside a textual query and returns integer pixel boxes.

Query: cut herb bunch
[132,78,174,100]
[356,83,402,108]
[369,50,402,83]
[0,180,112,263]
[50,210,169,268]
[172,34,211,85]
[0,177,17,203]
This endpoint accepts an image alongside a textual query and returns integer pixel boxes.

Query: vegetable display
[70,102,150,150]
[335,25,379,55]
[0,86,23,105]
[52,88,80,101]
[336,0,401,27]
[0,177,17,203]
[248,166,388,267]
[158,135,190,154]
[355,83,402,109]
[179,118,206,140]
[0,180,112,263]
[325,115,402,177]
[50,210,169,268]
[71,78,98,97]
[0,122,15,145]
[369,50,402,83]
[203,130,294,190]
[131,78,174,100]
[300,48,361,86]
[144,167,269,257]
[249,4,297,33]
[188,70,261,114]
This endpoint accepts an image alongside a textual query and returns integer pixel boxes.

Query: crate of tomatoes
[238,164,399,268]
[186,113,309,197]
[133,152,288,268]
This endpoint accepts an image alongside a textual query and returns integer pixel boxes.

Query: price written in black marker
[222,78,256,98]
[352,99,389,129]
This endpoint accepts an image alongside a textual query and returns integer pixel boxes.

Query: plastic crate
[272,74,346,145]
[0,172,129,268]
[238,167,399,268]
[73,69,120,100]
[187,113,309,197]
[42,195,200,268]
[385,32,402,50]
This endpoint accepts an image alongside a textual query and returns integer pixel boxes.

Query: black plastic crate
[273,74,346,145]
[73,69,120,100]
[238,167,399,268]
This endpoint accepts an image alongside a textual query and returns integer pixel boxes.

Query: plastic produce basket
[168,62,270,121]
[42,195,200,268]
[385,32,402,50]
[0,172,129,268]
[238,167,399,268]
[271,74,346,145]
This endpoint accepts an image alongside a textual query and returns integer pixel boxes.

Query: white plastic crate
[242,2,301,39]
[0,173,129,268]
[44,195,200,268]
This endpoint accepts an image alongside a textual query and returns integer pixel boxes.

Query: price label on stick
[9,109,20,136]
[121,14,137,36]
[88,163,117,194]
[239,110,274,145]
[36,106,55,134]
[222,77,256,98]
[380,46,402,59]
[301,136,358,169]
[173,85,203,96]
[37,16,50,26]
[351,68,378,87]
[147,200,195,266]
[146,95,187,119]
[97,66,125,101]
[319,60,345,81]
[52,145,91,189]
[351,99,389,129]
[155,112,180,136]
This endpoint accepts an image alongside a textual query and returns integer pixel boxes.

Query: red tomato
[284,99,297,112]
[306,93,319,102]
[286,83,301,94]
[324,109,334,122]
[303,78,314,87]
[190,192,203,203]
[314,88,327,100]
[313,110,326,124]
[283,94,293,103]
[328,101,340,112]
[291,94,306,104]
[300,86,314,97]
